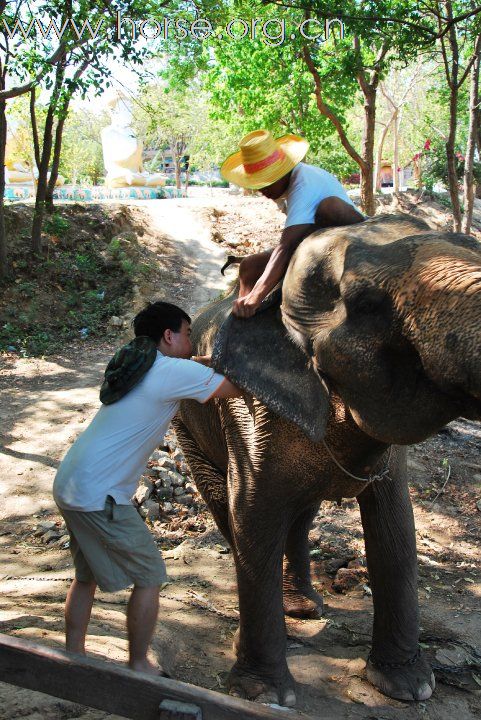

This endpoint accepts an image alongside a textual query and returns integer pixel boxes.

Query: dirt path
[1,196,481,720]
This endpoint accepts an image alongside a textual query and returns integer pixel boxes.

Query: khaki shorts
[58,496,167,592]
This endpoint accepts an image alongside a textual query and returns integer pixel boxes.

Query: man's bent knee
[315,196,364,228]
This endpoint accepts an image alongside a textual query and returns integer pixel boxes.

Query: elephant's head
[281,213,481,444]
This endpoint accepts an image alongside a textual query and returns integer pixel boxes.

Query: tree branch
[263,0,438,38]
[30,88,40,169]
[302,43,365,169]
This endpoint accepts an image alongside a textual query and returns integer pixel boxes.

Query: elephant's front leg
[283,504,324,618]
[357,447,435,701]
[227,494,296,707]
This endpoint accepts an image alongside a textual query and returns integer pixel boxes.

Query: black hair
[132,301,191,344]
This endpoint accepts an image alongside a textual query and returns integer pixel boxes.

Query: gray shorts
[58,496,167,592]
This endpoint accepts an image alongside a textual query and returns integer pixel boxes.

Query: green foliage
[0,209,139,357]
[44,213,70,235]
[58,107,107,184]
[423,138,481,189]
[108,237,122,255]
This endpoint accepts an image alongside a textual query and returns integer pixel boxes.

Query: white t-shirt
[53,352,225,511]
[275,163,356,228]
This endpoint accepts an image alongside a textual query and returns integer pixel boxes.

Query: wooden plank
[0,634,301,720]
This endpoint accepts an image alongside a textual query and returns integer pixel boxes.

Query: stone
[176,494,194,506]
[332,567,369,594]
[170,471,185,487]
[347,558,365,569]
[134,480,153,505]
[156,488,172,501]
[171,448,185,463]
[150,451,161,461]
[163,502,173,512]
[43,530,61,543]
[435,645,471,667]
[476,499,481,512]
[325,557,354,576]
[157,456,177,472]
[35,521,56,534]
[160,469,184,487]
[184,483,196,495]
[143,500,160,521]
[144,467,159,479]
[173,486,186,497]
[109,315,123,328]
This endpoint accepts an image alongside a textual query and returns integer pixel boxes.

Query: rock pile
[133,428,200,522]
[32,518,70,547]
[33,428,206,548]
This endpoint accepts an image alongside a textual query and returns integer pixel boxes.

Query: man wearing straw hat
[221,130,364,318]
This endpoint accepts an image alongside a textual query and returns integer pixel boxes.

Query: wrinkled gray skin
[174,214,481,707]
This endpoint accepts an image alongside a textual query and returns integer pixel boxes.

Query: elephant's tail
[221,255,244,276]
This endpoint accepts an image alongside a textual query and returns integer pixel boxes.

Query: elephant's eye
[345,286,386,315]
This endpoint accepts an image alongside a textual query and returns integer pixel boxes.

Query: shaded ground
[1,193,481,719]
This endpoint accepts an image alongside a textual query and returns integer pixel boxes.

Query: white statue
[5,118,64,186]
[101,90,166,189]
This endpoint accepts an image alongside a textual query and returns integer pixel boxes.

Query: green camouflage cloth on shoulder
[100,336,158,405]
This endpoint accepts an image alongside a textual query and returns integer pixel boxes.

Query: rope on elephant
[321,440,392,485]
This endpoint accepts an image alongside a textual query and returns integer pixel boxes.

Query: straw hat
[221,130,309,190]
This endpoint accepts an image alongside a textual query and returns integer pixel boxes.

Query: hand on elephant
[191,354,212,366]
[232,292,262,318]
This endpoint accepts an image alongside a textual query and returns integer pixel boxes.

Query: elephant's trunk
[383,240,481,406]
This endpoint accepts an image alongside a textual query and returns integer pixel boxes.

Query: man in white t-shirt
[53,301,241,675]
[221,130,364,317]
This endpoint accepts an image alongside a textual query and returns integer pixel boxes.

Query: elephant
[173,213,481,708]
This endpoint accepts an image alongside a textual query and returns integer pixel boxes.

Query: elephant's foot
[228,661,296,707]
[283,574,324,619]
[366,649,435,702]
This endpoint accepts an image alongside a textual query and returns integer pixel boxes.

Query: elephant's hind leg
[283,504,324,619]
[357,447,435,702]
[173,419,232,544]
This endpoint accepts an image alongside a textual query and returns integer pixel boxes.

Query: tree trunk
[374,118,393,191]
[30,89,41,170]
[31,61,65,253]
[0,97,7,280]
[174,157,181,190]
[446,84,462,231]
[393,109,400,193]
[462,37,481,235]
[361,87,376,215]
[31,110,56,253]
[45,112,68,213]
[443,4,462,231]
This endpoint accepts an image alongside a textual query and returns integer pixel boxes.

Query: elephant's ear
[211,286,329,442]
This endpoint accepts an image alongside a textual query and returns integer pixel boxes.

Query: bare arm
[190,358,242,399]
[233,224,314,318]
[205,377,243,400]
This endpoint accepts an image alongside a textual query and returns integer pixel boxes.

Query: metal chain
[322,439,393,485]
[367,647,421,670]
